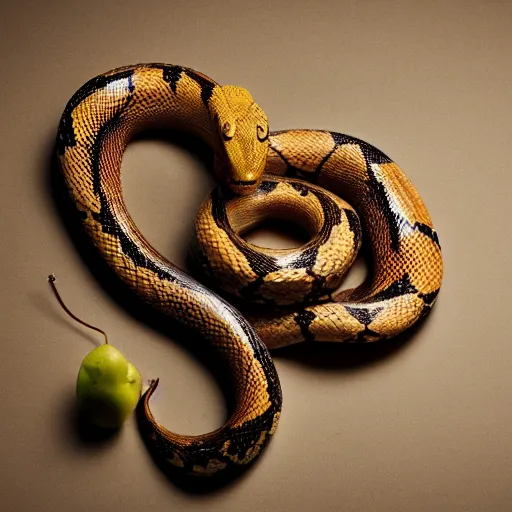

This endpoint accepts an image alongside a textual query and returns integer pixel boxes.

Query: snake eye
[257,124,269,142]
[222,122,235,140]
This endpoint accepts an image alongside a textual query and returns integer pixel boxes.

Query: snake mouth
[228,178,259,196]
[229,179,258,187]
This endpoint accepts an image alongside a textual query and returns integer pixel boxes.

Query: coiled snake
[56,63,443,477]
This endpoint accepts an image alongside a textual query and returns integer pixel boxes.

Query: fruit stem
[48,273,109,344]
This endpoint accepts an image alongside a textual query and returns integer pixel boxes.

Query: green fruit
[76,344,142,429]
[47,274,143,430]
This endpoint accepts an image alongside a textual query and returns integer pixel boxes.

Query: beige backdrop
[2,0,511,511]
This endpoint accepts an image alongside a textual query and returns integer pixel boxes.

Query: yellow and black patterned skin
[194,175,363,307]
[56,63,442,477]
[213,129,444,349]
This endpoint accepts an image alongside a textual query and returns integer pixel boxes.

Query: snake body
[56,63,442,476]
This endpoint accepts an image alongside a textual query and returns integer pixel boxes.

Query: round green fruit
[76,344,142,429]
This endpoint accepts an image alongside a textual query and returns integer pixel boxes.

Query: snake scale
[56,63,443,477]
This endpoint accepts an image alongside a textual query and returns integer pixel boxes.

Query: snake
[56,63,443,477]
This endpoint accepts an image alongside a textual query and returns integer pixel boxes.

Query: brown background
[2,0,511,510]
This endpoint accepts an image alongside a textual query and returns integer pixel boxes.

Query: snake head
[210,86,269,196]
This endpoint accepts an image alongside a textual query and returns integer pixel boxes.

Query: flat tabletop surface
[2,1,511,510]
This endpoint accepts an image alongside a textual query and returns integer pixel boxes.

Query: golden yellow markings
[271,131,335,172]
[265,146,289,175]
[259,269,315,305]
[307,303,363,342]
[319,143,368,197]
[222,410,280,465]
[311,219,358,278]
[221,432,267,465]
[269,411,280,435]
[368,295,425,337]
[230,376,271,428]
[195,196,260,297]
[192,459,227,475]
[399,233,443,293]
[253,313,306,349]
[374,163,434,227]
